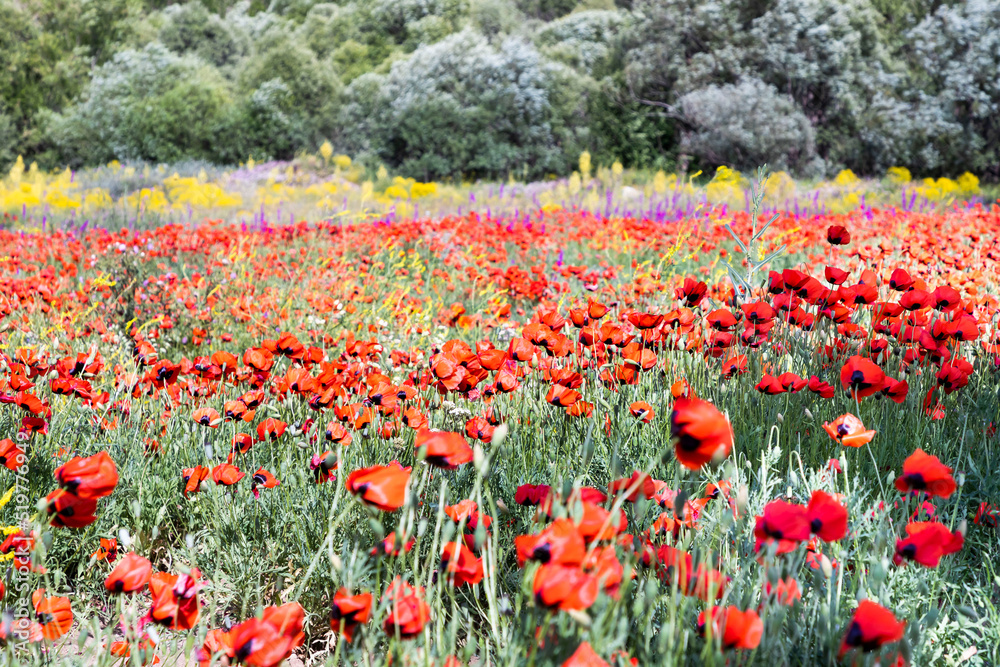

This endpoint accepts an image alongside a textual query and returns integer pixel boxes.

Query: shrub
[297,3,363,59]
[45,44,232,166]
[238,32,343,141]
[339,30,590,180]
[159,1,249,68]
[469,0,525,38]
[368,0,468,42]
[212,80,306,164]
[536,9,624,75]
[677,78,818,173]
[0,111,16,170]
[904,0,1000,178]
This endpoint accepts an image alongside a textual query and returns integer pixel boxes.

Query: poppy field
[0,165,999,666]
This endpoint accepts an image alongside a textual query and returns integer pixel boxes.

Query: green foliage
[339,30,590,180]
[44,44,232,166]
[237,31,342,137]
[159,0,250,67]
[5,0,1000,179]
[678,78,819,174]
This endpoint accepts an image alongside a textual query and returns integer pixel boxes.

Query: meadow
[0,156,997,666]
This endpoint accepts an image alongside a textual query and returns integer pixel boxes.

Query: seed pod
[820,554,833,579]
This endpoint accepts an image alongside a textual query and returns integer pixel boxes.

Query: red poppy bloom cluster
[0,197,996,663]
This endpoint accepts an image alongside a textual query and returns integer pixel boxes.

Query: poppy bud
[735,486,749,516]
[776,413,784,423]
[491,423,508,446]
[673,490,688,520]
[473,445,486,473]
[820,554,833,578]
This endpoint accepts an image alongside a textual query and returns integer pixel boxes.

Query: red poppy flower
[515,484,551,506]
[826,225,851,244]
[888,268,913,291]
[706,309,739,331]
[182,465,211,496]
[822,414,876,447]
[532,564,600,611]
[894,449,956,498]
[105,553,153,594]
[251,468,279,498]
[149,569,202,631]
[382,579,431,639]
[108,637,157,663]
[33,591,73,640]
[256,418,287,441]
[840,356,885,399]
[226,602,303,667]
[576,501,627,542]
[0,438,26,471]
[778,372,808,393]
[881,377,909,403]
[975,502,999,527]
[231,433,255,455]
[608,471,656,501]
[92,537,118,563]
[698,606,763,649]
[546,384,581,407]
[721,354,748,378]
[825,266,850,285]
[762,577,802,606]
[14,391,47,416]
[444,499,492,533]
[562,642,609,667]
[893,521,964,567]
[228,619,292,667]
[676,277,708,307]
[627,401,655,423]
[515,518,586,567]
[840,600,905,655]
[415,430,473,469]
[371,532,415,557]
[192,407,222,428]
[931,285,961,311]
[755,374,785,395]
[670,398,734,470]
[899,289,932,311]
[223,400,254,423]
[46,489,98,528]
[212,463,245,486]
[195,628,233,666]
[330,589,372,642]
[566,400,594,418]
[806,490,848,541]
[754,500,810,553]
[54,451,119,500]
[310,451,338,484]
[346,461,411,511]
[441,541,484,587]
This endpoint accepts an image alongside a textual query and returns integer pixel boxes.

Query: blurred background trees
[2,0,998,180]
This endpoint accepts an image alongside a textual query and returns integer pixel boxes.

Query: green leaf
[724,224,748,254]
